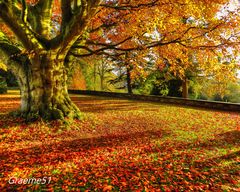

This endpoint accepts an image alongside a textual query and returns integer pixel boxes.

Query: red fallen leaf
[230,180,238,184]
[162,185,171,192]
[121,182,128,186]
[106,147,114,152]
[203,172,210,175]
[188,186,194,190]
[166,163,172,169]
[169,170,174,175]
[144,186,149,192]
[103,185,113,191]
[150,175,156,181]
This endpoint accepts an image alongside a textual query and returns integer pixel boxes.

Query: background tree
[74,0,239,97]
[0,59,7,93]
[107,50,148,94]
[93,56,114,91]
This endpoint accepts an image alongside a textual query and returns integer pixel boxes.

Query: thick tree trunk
[17,53,81,121]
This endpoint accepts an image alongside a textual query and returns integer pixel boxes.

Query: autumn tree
[0,0,103,120]
[74,0,239,96]
[107,51,148,94]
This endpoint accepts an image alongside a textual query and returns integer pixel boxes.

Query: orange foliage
[68,65,86,90]
[88,0,240,80]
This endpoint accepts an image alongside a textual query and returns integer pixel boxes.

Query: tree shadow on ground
[193,130,240,149]
[0,114,25,128]
[1,129,239,170]
[0,129,170,172]
[71,95,240,116]
[71,96,142,113]
[190,130,240,169]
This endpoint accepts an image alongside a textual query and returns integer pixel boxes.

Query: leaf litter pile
[0,92,239,191]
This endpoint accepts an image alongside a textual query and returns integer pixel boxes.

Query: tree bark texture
[182,78,188,98]
[126,66,133,94]
[17,52,81,120]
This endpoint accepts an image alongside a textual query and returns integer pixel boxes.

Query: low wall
[68,89,240,112]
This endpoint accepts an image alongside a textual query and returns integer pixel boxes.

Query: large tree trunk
[18,52,81,120]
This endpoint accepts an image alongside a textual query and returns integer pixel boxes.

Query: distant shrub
[0,76,7,94]
[0,69,18,87]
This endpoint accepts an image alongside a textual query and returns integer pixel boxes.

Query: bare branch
[61,0,72,32]
[0,2,45,50]
[178,41,240,50]
[51,0,102,55]
[100,0,159,10]
[33,0,54,38]
[21,0,28,23]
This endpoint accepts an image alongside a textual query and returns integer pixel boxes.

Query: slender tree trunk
[100,64,105,91]
[93,63,96,91]
[100,77,104,91]
[182,78,188,98]
[17,52,81,120]
[126,66,133,94]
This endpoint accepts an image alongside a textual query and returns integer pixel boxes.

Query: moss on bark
[13,53,83,122]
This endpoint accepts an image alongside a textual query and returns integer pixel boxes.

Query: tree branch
[100,0,159,10]
[51,0,102,56]
[61,0,72,33]
[178,41,240,50]
[21,0,28,23]
[33,0,54,38]
[82,36,132,48]
[0,2,45,50]
[0,31,28,66]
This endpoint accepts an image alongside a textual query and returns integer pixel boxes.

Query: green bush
[0,76,7,94]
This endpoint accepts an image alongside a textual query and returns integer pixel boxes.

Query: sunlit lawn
[0,91,239,191]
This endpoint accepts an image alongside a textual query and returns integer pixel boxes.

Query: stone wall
[68,90,240,112]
